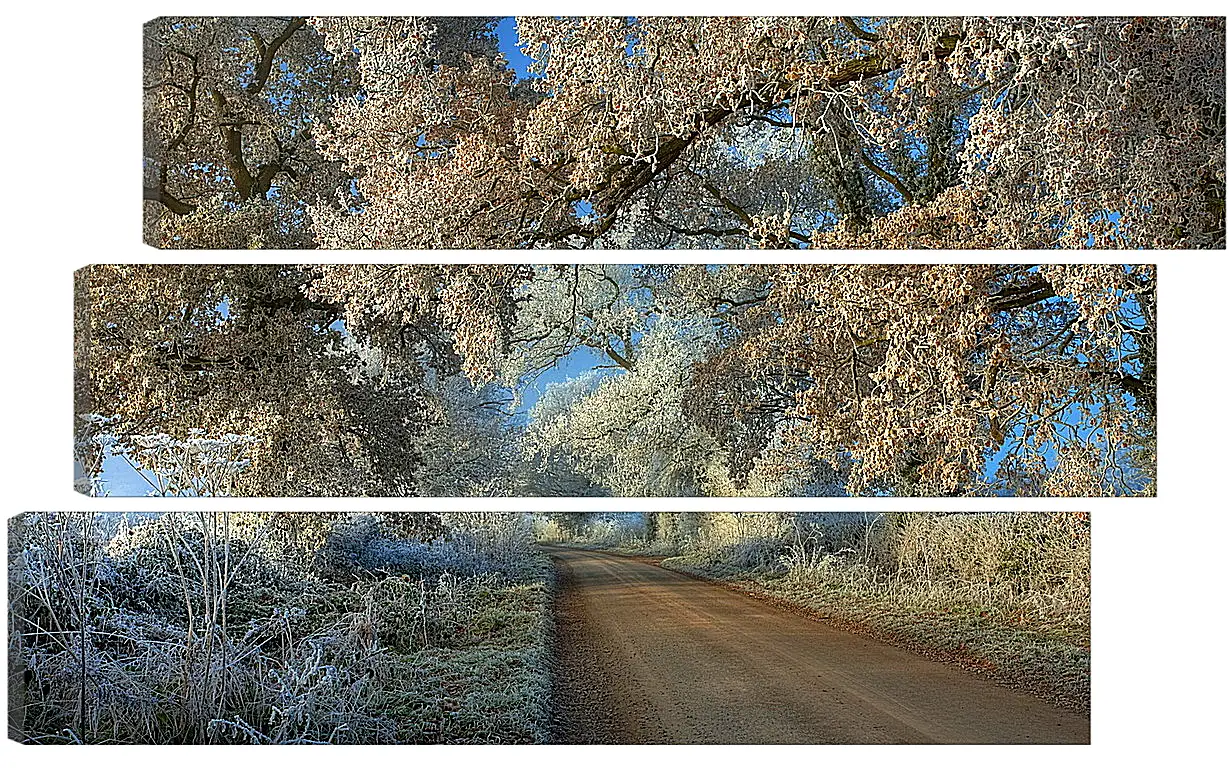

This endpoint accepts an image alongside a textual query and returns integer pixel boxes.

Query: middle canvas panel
[74,263,1155,497]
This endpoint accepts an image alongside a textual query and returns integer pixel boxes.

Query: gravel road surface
[546,546,1090,744]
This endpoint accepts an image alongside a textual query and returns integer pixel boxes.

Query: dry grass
[8,512,551,744]
[567,512,1091,712]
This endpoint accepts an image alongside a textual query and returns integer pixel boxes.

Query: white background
[1,1,1226,765]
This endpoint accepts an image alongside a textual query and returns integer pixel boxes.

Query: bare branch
[245,17,308,94]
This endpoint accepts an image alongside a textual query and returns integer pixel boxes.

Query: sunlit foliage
[76,264,1154,496]
[144,16,1224,249]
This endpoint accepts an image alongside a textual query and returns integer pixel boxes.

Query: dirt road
[546,546,1090,744]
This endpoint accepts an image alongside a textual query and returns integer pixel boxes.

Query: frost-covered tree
[76,264,1155,496]
[143,17,350,248]
[502,265,647,384]
[145,16,1224,249]
[75,265,526,495]
[521,315,723,496]
[683,264,1156,496]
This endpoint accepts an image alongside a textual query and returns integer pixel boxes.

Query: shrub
[9,511,550,744]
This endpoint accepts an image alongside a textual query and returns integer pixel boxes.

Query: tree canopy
[143,16,1224,249]
[76,264,1155,497]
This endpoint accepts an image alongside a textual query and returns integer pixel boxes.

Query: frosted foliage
[522,316,721,496]
[10,512,549,744]
[307,264,533,381]
[500,265,645,385]
[521,315,838,497]
[77,264,1155,496]
[266,16,1228,248]
[410,376,517,496]
[308,16,532,249]
[75,265,520,497]
[143,17,351,248]
[144,16,1223,249]
[691,265,1155,495]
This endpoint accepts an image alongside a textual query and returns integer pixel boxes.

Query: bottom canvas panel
[7,512,1089,745]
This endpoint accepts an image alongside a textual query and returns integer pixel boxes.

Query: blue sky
[98,456,166,496]
[495,18,535,80]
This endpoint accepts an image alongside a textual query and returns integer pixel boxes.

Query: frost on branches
[75,264,1155,497]
[144,16,1223,249]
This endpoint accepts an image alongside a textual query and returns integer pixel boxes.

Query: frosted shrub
[10,512,550,744]
[314,513,539,581]
[441,513,540,578]
[886,512,1091,618]
[687,513,794,570]
[116,431,258,497]
[775,512,1091,627]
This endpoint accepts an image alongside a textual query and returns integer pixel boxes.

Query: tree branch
[528,39,962,246]
[211,89,256,200]
[603,344,635,371]
[859,150,914,205]
[165,54,202,155]
[988,279,1057,312]
[840,17,880,42]
[701,181,757,230]
[245,17,307,94]
[144,184,197,215]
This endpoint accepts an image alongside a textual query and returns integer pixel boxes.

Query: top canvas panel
[143,16,1225,250]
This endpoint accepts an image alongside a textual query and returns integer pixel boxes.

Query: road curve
[545,546,1090,745]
